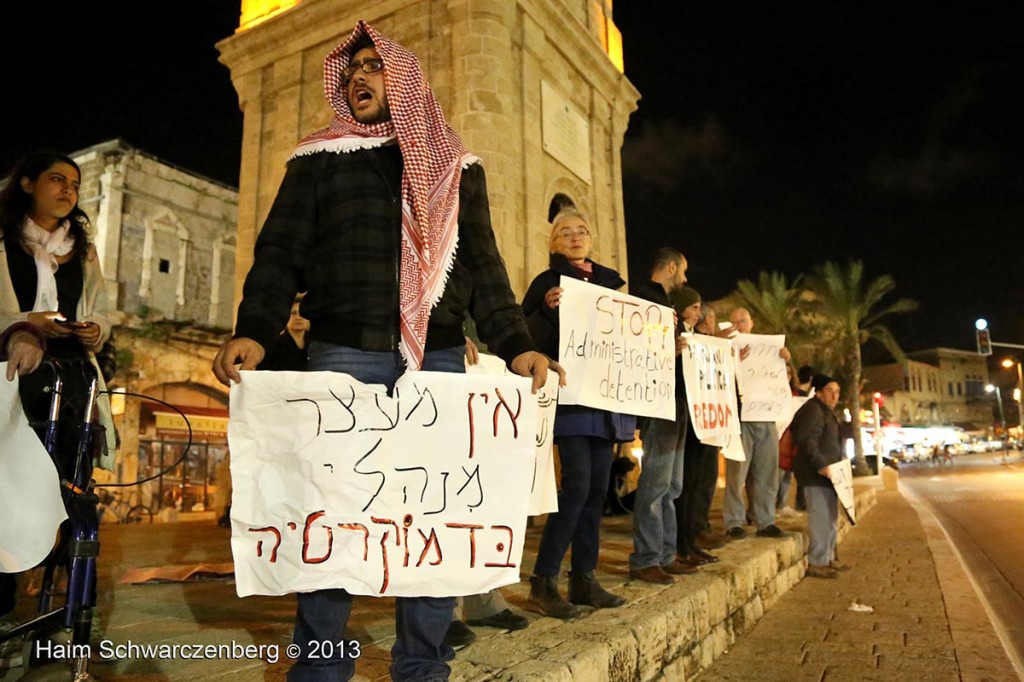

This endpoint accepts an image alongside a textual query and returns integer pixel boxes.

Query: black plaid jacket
[233,144,533,365]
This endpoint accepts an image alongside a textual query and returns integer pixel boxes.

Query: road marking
[901,484,1024,681]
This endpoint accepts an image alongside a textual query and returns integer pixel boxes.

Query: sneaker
[443,620,476,650]
[726,526,746,540]
[0,612,24,670]
[466,608,529,631]
[755,524,784,538]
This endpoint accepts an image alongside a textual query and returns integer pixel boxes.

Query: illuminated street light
[985,384,1007,433]
[975,318,988,331]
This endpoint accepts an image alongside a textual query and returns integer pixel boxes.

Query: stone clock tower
[217,0,639,311]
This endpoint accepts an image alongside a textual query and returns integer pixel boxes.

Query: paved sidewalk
[3,474,1008,681]
[692,481,1018,682]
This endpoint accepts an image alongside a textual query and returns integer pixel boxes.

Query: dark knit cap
[674,286,701,309]
[811,373,837,392]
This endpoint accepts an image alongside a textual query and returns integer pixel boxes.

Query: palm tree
[727,271,824,370]
[732,271,804,334]
[804,261,919,475]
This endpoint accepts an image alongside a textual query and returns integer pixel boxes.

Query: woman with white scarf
[0,150,115,467]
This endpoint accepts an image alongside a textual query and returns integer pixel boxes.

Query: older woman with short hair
[520,207,634,619]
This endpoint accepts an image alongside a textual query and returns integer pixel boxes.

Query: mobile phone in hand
[56,319,89,329]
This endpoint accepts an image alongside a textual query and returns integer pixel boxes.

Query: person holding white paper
[723,307,791,540]
[520,207,633,618]
[211,22,562,682]
[789,374,850,579]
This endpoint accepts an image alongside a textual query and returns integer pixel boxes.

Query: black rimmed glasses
[341,58,384,84]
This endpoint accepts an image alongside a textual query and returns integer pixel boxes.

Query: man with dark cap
[789,374,849,578]
[627,248,700,584]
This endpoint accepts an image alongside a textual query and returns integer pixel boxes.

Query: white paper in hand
[0,366,68,572]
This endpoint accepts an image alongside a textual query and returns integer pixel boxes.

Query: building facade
[863,348,993,431]
[72,139,238,514]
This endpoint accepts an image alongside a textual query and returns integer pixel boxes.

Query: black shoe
[726,526,746,539]
[569,571,625,608]
[444,620,476,649]
[756,524,784,538]
[466,608,529,630]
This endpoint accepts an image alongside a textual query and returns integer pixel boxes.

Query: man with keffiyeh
[212,21,562,682]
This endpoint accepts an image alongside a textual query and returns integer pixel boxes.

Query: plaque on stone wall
[541,80,592,185]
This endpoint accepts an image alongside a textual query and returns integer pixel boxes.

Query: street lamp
[985,384,1006,433]
[1002,358,1024,433]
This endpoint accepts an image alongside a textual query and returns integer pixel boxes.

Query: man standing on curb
[790,374,850,578]
[723,307,790,540]
[627,248,700,584]
[212,21,561,682]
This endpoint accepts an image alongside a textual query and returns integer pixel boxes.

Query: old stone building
[217,0,638,309]
[862,348,993,430]
[71,139,238,514]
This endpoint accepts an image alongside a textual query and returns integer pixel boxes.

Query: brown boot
[568,571,625,608]
[527,576,580,620]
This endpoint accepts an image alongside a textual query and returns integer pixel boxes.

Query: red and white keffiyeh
[292,20,477,370]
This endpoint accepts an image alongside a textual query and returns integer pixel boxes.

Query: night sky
[1,2,1020,355]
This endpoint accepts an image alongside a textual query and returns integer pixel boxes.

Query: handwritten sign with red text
[680,334,742,443]
[228,370,537,598]
[557,276,676,419]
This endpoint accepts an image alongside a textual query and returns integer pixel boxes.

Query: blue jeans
[723,421,779,531]
[288,343,464,682]
[804,485,838,566]
[533,436,614,577]
[630,416,687,569]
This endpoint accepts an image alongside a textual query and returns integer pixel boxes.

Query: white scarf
[20,217,75,312]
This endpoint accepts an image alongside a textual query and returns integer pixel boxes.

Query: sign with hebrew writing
[733,333,792,422]
[465,353,559,516]
[679,334,742,444]
[557,276,676,419]
[827,458,856,525]
[228,370,537,598]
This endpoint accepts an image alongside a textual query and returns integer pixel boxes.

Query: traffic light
[976,328,992,356]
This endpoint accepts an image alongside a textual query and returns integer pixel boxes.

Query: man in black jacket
[627,248,699,584]
[212,20,561,682]
[790,374,848,579]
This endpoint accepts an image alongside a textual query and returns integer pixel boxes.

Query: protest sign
[228,370,537,598]
[827,458,857,525]
[679,334,742,445]
[465,353,559,515]
[0,367,67,572]
[734,333,792,423]
[557,276,676,419]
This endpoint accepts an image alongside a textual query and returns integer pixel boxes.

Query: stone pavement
[691,481,1017,682]
[3,474,1012,681]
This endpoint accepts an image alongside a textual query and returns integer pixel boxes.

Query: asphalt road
[899,449,1024,673]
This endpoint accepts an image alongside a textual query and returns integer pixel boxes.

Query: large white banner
[465,353,559,516]
[734,333,792,423]
[228,370,538,598]
[0,368,67,573]
[679,335,742,446]
[557,276,676,419]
